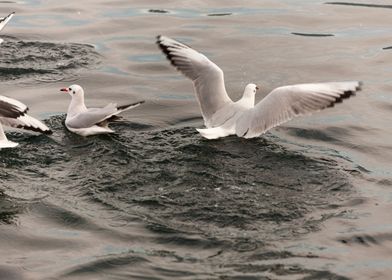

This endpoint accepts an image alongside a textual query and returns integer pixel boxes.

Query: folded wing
[236,81,362,138]
[66,103,120,129]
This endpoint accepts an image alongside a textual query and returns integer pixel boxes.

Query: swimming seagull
[60,85,145,136]
[0,12,15,44]
[157,35,362,139]
[0,95,52,148]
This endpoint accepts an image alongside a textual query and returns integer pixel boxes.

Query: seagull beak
[60,88,68,93]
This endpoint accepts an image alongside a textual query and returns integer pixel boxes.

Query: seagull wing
[0,12,14,32]
[157,35,233,125]
[66,104,119,129]
[0,95,28,118]
[0,115,51,134]
[235,81,362,138]
[0,95,51,133]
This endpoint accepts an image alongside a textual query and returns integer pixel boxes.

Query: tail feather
[0,123,18,148]
[196,126,232,139]
[117,100,145,112]
[0,140,18,148]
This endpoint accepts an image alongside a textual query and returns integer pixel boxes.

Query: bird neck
[68,96,87,117]
[240,91,255,108]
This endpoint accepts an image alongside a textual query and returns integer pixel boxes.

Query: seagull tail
[0,124,18,148]
[0,140,18,149]
[116,100,145,113]
[196,126,232,140]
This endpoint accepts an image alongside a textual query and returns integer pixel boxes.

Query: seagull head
[244,83,259,95]
[60,85,84,99]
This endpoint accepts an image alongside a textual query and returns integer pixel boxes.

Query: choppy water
[0,36,101,82]
[0,1,391,279]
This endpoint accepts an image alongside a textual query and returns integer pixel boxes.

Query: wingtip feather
[156,35,195,72]
[117,100,145,111]
[327,81,362,108]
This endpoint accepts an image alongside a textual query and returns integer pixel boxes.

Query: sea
[0,0,392,279]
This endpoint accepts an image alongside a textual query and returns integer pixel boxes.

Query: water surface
[0,1,391,279]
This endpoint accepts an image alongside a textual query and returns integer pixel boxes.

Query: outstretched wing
[0,12,14,32]
[0,114,51,134]
[157,35,233,126]
[0,95,51,134]
[236,81,362,138]
[0,95,28,118]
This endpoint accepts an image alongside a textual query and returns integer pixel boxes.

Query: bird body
[61,85,144,136]
[157,35,362,139]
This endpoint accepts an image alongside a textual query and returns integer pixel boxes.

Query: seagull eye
[69,88,72,91]
[73,91,75,94]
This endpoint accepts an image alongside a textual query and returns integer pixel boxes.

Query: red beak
[60,88,68,93]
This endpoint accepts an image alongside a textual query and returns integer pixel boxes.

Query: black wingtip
[327,82,362,108]
[156,35,178,68]
[44,129,53,135]
[15,125,53,134]
[327,91,354,108]
[117,100,145,111]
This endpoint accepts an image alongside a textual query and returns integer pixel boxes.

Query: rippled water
[0,36,100,82]
[0,1,391,279]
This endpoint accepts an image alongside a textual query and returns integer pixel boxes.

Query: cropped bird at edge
[156,35,362,139]
[60,85,145,136]
[0,12,15,44]
[0,95,52,148]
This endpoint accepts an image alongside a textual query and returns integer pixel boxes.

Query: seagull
[60,85,145,136]
[156,35,362,139]
[0,12,15,44]
[0,95,52,148]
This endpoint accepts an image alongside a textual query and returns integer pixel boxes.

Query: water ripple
[0,115,365,279]
[0,37,101,83]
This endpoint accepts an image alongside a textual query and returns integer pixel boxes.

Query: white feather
[157,35,233,126]
[158,36,362,140]
[63,84,144,136]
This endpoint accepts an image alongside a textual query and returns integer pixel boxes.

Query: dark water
[0,36,101,82]
[0,1,391,279]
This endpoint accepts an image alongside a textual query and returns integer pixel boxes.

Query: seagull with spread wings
[156,35,362,139]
